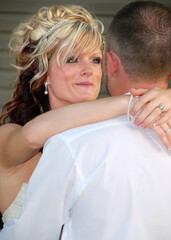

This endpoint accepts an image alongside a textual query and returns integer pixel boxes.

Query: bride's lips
[75,82,94,87]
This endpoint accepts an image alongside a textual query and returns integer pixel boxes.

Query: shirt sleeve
[42,134,80,238]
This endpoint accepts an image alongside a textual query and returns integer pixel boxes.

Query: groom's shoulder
[52,116,128,143]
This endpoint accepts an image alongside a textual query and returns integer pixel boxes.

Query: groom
[1,1,171,239]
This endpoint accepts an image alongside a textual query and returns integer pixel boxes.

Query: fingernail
[134,121,139,127]
[153,122,159,127]
[130,112,134,117]
[139,123,145,129]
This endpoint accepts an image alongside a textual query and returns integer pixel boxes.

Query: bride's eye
[66,56,78,63]
[92,57,102,64]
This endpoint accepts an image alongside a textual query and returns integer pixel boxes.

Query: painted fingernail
[134,121,139,127]
[167,146,171,151]
[130,112,134,117]
[153,122,159,127]
[139,123,145,129]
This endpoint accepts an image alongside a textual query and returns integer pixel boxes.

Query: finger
[153,109,171,125]
[130,87,169,117]
[129,88,149,96]
[166,120,171,146]
[160,122,171,147]
[133,99,164,126]
[136,101,169,127]
[136,107,163,128]
[149,124,170,149]
[132,93,170,125]
[130,89,160,116]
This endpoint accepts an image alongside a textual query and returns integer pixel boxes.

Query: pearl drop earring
[44,81,48,95]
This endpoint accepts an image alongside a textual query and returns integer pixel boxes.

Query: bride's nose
[80,62,93,77]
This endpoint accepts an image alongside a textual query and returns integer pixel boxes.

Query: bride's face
[46,45,103,109]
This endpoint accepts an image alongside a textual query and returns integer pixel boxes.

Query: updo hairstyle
[0,5,104,125]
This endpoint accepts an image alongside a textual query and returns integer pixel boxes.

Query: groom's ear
[106,52,119,79]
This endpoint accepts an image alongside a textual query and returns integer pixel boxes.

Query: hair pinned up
[0,5,104,125]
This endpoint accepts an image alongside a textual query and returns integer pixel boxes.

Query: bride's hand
[129,87,171,150]
[129,87,171,127]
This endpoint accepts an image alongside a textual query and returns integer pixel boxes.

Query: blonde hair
[0,5,104,125]
[9,5,104,87]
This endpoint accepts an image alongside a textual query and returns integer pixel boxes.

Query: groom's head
[104,1,171,96]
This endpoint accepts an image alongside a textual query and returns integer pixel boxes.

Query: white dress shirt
[1,116,171,240]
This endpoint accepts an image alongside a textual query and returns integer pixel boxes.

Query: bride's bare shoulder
[0,123,21,131]
[0,123,21,138]
[0,124,21,158]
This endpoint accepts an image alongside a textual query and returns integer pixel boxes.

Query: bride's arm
[23,96,129,148]
[0,95,129,168]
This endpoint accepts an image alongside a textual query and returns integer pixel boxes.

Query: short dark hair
[106,1,171,83]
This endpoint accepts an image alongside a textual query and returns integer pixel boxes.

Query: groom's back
[61,116,171,240]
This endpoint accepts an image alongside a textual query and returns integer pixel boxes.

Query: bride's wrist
[127,94,140,121]
[121,94,132,115]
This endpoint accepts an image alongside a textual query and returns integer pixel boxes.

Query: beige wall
[0,0,171,111]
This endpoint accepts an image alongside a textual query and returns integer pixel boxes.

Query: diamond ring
[166,128,171,134]
[157,105,167,113]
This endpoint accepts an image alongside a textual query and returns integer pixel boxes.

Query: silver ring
[157,105,167,113]
[166,128,171,134]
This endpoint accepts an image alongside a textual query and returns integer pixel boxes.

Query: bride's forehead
[72,41,102,55]
[51,39,102,65]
